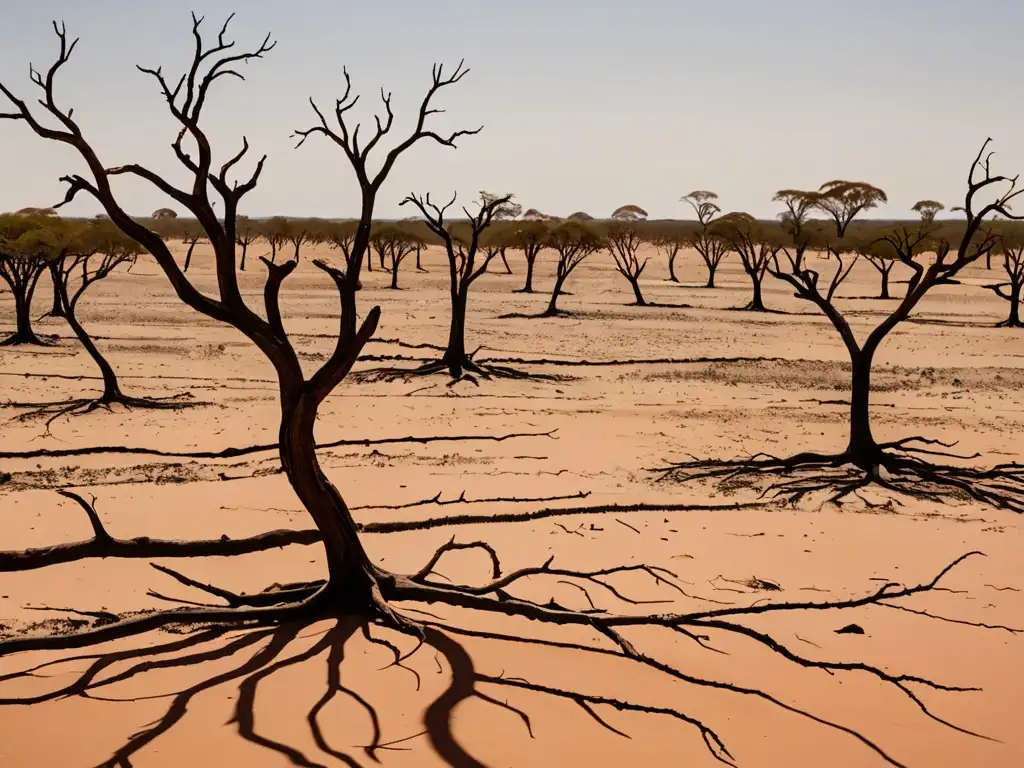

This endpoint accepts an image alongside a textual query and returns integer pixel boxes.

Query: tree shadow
[0,571,1002,768]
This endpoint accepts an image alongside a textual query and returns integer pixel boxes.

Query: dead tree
[657,141,1024,511]
[543,221,603,316]
[399,191,527,381]
[0,213,60,345]
[235,215,258,271]
[681,190,727,288]
[712,213,781,311]
[510,220,548,293]
[0,21,1002,764]
[322,220,362,290]
[31,222,192,423]
[606,221,649,305]
[987,222,1024,327]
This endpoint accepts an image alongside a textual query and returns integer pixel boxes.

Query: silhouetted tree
[816,180,887,237]
[0,213,62,344]
[401,192,512,378]
[650,221,689,282]
[370,223,422,289]
[43,220,187,418]
[0,22,1000,761]
[987,222,1024,327]
[712,213,782,311]
[662,141,1024,510]
[681,190,727,288]
[859,202,942,300]
[606,221,649,305]
[509,220,548,293]
[235,215,258,271]
[543,221,603,316]
[260,216,288,265]
[480,190,521,274]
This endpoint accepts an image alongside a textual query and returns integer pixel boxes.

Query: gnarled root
[653,437,1024,513]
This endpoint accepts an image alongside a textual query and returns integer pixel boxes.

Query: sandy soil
[0,242,1022,767]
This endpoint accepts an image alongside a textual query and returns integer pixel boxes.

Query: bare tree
[858,202,943,300]
[659,141,1024,510]
[681,190,727,288]
[0,213,60,345]
[400,192,521,380]
[606,221,649,305]
[712,213,781,311]
[0,21,1002,764]
[987,222,1024,327]
[543,221,603,316]
[32,221,192,423]
[480,190,521,274]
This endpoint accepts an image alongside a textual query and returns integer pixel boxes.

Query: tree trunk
[442,291,468,377]
[390,263,400,290]
[415,246,426,272]
[239,242,248,272]
[48,264,66,318]
[748,277,765,310]
[629,276,646,306]
[65,303,123,401]
[184,242,196,272]
[520,254,537,293]
[365,249,373,272]
[543,275,566,316]
[668,253,679,283]
[879,267,891,300]
[846,350,881,468]
[3,282,46,345]
[500,249,513,275]
[706,262,717,289]
[1007,288,1021,327]
[278,393,376,602]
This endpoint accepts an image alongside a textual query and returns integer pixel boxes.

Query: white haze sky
[1,0,1022,220]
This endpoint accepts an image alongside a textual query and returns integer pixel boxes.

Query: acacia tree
[399,192,519,380]
[0,18,1000,764]
[510,220,548,293]
[650,221,689,282]
[712,213,781,311]
[370,223,421,289]
[681,190,727,288]
[235,215,258,271]
[542,221,603,316]
[480,190,521,274]
[0,213,60,345]
[606,221,649,305]
[660,142,1024,509]
[987,222,1024,327]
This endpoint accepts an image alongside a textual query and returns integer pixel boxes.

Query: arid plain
[1,241,1022,767]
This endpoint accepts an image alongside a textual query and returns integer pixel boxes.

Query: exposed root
[0,492,754,573]
[653,437,1024,513]
[0,546,995,767]
[0,428,559,461]
[356,489,590,511]
[352,354,564,384]
[10,392,198,436]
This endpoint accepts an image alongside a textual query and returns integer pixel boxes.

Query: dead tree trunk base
[653,437,1024,513]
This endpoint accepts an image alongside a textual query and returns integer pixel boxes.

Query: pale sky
[1,0,1021,220]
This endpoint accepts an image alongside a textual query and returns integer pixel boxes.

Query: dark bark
[442,292,469,377]
[1,270,47,345]
[277,391,376,602]
[706,263,717,289]
[517,248,540,293]
[499,247,513,274]
[64,303,123,400]
[183,240,197,272]
[845,350,881,467]
[239,241,249,271]
[628,277,646,306]
[48,263,66,317]
[415,245,426,272]
[543,275,567,316]
[1009,291,1021,326]
[390,263,400,289]
[667,251,679,282]
[747,276,765,310]
[878,265,893,299]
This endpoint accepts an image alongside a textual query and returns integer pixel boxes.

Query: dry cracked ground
[0,242,1022,767]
